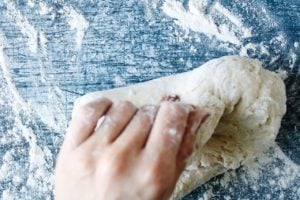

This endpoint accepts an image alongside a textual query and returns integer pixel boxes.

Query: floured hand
[54,98,209,200]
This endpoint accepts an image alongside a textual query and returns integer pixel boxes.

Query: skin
[55,97,209,200]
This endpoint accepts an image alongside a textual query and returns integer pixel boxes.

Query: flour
[27,0,35,8]
[192,143,300,199]
[4,0,46,54]
[162,0,299,70]
[0,32,25,108]
[0,0,298,199]
[39,2,52,15]
[114,75,126,86]
[240,43,271,58]
[63,5,89,50]
[289,51,297,69]
[0,30,54,199]
[168,128,178,137]
[162,0,250,45]
[200,188,213,200]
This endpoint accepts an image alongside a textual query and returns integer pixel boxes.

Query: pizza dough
[74,56,286,199]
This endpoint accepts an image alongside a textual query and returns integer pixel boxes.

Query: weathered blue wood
[0,0,299,199]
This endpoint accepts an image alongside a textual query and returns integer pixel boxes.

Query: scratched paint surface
[0,0,299,199]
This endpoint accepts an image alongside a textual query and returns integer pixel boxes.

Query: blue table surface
[0,0,299,199]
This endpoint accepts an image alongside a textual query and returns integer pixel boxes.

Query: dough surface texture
[74,56,286,199]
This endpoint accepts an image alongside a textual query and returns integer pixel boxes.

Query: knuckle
[102,150,126,177]
[140,105,158,121]
[75,152,95,172]
[119,100,135,109]
[161,102,190,117]
[79,97,111,110]
[99,97,112,104]
[117,101,137,114]
[74,98,112,120]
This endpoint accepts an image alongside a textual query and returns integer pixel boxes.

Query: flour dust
[0,0,299,199]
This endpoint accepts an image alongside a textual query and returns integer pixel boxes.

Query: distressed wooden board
[0,0,299,199]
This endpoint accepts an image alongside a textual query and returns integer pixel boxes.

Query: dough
[74,56,286,199]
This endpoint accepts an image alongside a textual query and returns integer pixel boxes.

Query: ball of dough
[74,56,286,199]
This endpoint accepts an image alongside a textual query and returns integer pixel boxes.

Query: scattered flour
[157,0,299,199]
[162,0,251,45]
[4,0,47,54]
[63,5,89,50]
[162,0,299,69]
[127,66,139,74]
[200,188,213,200]
[289,51,297,69]
[39,2,52,15]
[114,75,126,86]
[0,31,25,107]
[276,69,289,80]
[27,0,35,8]
[0,0,299,199]
[0,30,55,199]
[189,143,300,199]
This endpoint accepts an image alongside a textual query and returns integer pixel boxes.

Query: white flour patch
[0,30,54,199]
[142,0,160,23]
[161,0,298,73]
[192,143,300,199]
[63,5,89,50]
[114,75,126,86]
[2,1,70,133]
[197,188,214,200]
[276,69,288,80]
[4,0,47,54]
[3,1,68,134]
[37,31,49,82]
[127,66,139,74]
[0,31,25,107]
[168,128,177,136]
[142,0,155,21]
[27,0,35,8]
[39,2,52,15]
[240,43,270,57]
[162,0,252,45]
[289,51,297,69]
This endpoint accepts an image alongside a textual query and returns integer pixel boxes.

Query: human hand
[55,98,209,200]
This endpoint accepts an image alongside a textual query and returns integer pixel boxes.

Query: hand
[55,98,209,200]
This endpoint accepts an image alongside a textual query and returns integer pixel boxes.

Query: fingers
[114,105,159,150]
[176,108,209,173]
[90,101,137,144]
[63,98,112,151]
[65,95,209,177]
[145,102,191,160]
